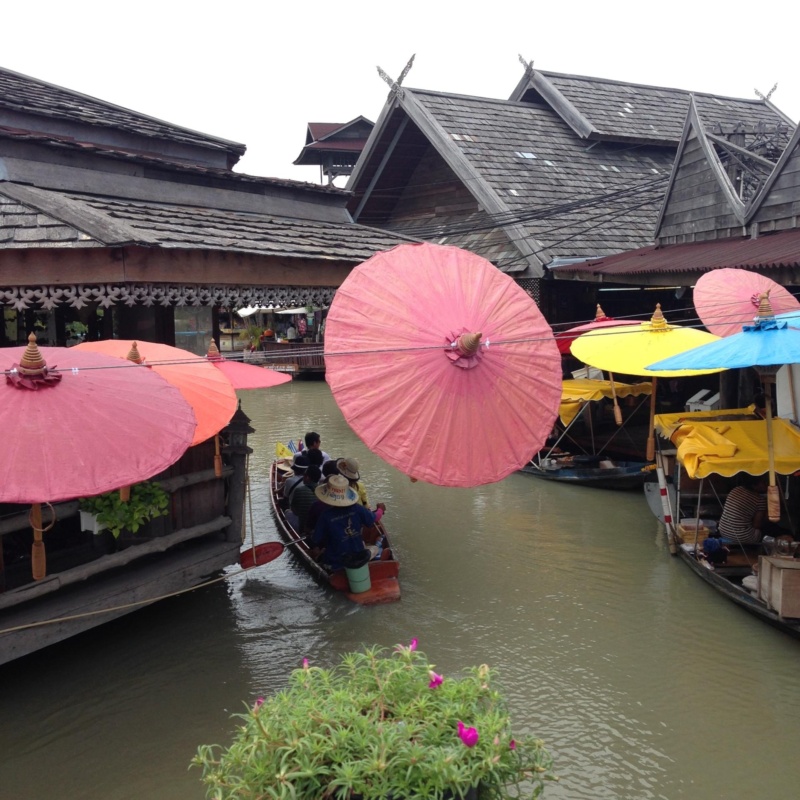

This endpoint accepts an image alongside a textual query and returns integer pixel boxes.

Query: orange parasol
[76,340,237,445]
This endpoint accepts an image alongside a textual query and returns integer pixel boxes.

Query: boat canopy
[559,379,652,425]
[654,408,800,478]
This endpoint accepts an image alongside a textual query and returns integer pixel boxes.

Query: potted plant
[78,481,170,541]
[192,640,556,799]
[65,320,89,345]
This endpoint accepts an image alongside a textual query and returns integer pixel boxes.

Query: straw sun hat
[335,457,360,481]
[315,474,359,507]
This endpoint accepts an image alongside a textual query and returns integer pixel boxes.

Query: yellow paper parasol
[571,305,722,459]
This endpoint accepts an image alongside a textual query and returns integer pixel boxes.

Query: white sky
[4,1,799,185]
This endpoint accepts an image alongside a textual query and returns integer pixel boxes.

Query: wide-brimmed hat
[276,459,294,473]
[336,457,360,481]
[284,453,309,477]
[315,474,358,507]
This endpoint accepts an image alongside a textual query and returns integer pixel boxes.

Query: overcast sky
[4,1,798,185]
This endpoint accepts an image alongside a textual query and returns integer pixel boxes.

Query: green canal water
[1,380,798,799]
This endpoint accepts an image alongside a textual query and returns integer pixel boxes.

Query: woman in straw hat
[311,475,378,571]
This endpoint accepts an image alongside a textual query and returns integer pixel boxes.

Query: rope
[0,560,268,636]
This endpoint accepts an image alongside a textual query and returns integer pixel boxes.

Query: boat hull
[675,545,800,639]
[519,460,649,490]
[268,462,400,605]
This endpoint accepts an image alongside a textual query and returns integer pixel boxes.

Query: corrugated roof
[553,228,800,277]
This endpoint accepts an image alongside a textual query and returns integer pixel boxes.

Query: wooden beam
[0,246,354,288]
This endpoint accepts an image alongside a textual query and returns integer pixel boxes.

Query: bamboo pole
[647,377,658,461]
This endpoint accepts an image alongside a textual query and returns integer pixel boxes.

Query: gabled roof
[0,65,246,165]
[294,116,374,166]
[0,181,414,261]
[510,69,792,146]
[348,86,675,276]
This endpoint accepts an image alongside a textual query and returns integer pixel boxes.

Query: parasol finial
[206,340,222,361]
[650,304,668,331]
[126,342,144,364]
[18,333,47,375]
[756,292,775,319]
[595,304,607,321]
[456,332,482,356]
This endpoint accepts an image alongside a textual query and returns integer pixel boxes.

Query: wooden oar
[240,536,314,569]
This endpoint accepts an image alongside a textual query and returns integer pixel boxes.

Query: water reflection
[1,380,799,799]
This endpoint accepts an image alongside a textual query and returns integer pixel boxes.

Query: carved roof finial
[377,54,416,98]
[518,54,534,73]
[755,82,778,102]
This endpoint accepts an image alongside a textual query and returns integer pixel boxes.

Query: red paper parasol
[554,304,640,355]
[76,340,237,445]
[205,340,292,389]
[693,268,800,338]
[324,242,563,487]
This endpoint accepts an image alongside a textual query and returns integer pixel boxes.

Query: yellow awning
[559,379,652,425]
[654,409,800,478]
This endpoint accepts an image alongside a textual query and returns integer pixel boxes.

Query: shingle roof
[409,89,675,261]
[525,71,792,145]
[0,183,414,261]
[0,66,246,159]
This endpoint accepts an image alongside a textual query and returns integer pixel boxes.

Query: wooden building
[293,117,374,184]
[346,65,790,323]
[553,96,799,287]
[0,66,409,352]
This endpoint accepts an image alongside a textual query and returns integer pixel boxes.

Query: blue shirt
[313,503,375,570]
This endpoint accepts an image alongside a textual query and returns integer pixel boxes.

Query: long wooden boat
[652,408,800,639]
[269,461,400,605]
[673,539,800,640]
[520,456,650,490]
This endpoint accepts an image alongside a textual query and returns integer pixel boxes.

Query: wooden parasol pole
[30,503,46,581]
[608,372,623,426]
[646,377,658,461]
[764,377,781,522]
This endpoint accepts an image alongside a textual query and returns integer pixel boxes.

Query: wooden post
[222,404,254,543]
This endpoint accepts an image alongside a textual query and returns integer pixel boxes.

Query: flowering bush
[192,641,555,799]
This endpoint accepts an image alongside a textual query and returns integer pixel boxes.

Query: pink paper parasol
[205,340,292,389]
[693,268,800,338]
[324,242,563,487]
[1,337,197,504]
[1,336,198,580]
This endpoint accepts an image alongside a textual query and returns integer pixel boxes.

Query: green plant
[65,320,88,340]
[238,324,263,350]
[192,641,556,799]
[78,481,170,538]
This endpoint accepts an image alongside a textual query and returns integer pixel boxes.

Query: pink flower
[457,721,479,748]
[409,638,418,651]
[302,658,309,670]
[509,739,517,751]
[253,697,264,710]
[428,671,443,689]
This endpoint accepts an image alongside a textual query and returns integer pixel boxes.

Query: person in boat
[290,464,322,533]
[282,453,309,507]
[718,475,780,545]
[311,475,379,570]
[304,431,332,463]
[318,459,340,484]
[336,457,370,506]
